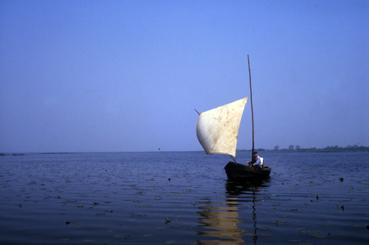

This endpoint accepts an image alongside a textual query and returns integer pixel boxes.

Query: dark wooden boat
[196,55,272,180]
[224,161,271,180]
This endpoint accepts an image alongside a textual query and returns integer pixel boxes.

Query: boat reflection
[197,178,270,245]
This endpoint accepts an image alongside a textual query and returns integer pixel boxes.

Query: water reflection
[198,178,270,245]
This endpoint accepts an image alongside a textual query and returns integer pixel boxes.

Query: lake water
[0,151,368,244]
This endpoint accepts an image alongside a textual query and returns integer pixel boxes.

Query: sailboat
[196,55,271,180]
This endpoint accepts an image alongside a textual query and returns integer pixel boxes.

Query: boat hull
[224,161,271,180]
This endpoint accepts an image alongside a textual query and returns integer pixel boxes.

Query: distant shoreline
[254,145,369,153]
[1,145,369,156]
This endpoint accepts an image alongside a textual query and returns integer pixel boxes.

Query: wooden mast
[247,55,255,157]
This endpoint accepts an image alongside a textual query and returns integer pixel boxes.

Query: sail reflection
[197,178,270,245]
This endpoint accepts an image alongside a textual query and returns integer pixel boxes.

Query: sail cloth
[196,97,247,158]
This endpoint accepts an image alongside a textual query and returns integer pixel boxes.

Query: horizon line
[1,145,369,155]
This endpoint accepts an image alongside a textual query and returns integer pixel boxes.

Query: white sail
[196,97,247,158]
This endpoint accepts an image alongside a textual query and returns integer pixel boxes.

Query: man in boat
[248,151,264,168]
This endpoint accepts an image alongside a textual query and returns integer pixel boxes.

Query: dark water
[0,151,368,244]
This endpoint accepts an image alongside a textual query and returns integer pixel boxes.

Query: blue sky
[0,0,368,152]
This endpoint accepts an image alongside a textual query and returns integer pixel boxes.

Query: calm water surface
[0,151,368,244]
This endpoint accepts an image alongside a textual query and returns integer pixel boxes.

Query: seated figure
[248,151,264,168]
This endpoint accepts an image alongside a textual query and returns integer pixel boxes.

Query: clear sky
[0,0,368,152]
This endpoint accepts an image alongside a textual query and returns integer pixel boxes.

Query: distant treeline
[266,145,369,152]
[0,153,25,156]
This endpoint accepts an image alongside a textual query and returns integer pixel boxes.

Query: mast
[247,55,255,157]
